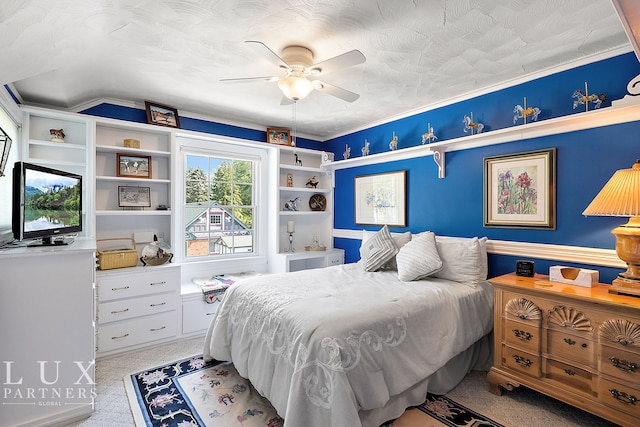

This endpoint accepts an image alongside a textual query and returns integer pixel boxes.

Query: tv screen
[12,162,82,245]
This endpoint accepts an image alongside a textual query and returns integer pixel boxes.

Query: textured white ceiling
[0,0,632,140]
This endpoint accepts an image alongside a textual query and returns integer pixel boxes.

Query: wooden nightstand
[487,273,640,427]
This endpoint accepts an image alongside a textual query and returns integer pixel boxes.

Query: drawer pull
[150,281,166,286]
[610,357,638,373]
[609,388,638,406]
[150,326,166,332]
[564,338,576,346]
[111,285,130,291]
[150,302,166,307]
[512,329,533,341]
[110,308,129,314]
[513,355,532,368]
[564,369,576,376]
[111,333,129,340]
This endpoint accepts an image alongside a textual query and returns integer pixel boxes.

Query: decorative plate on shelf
[309,194,326,211]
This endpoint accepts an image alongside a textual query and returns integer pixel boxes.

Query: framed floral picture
[354,170,406,226]
[484,148,556,229]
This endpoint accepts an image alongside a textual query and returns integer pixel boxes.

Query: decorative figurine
[572,82,606,111]
[286,172,293,188]
[284,197,300,211]
[513,97,541,124]
[421,123,437,144]
[361,139,370,156]
[294,153,302,166]
[389,132,398,151]
[49,128,65,142]
[343,144,351,160]
[463,113,484,134]
[306,176,319,188]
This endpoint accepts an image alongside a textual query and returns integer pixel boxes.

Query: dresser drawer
[182,299,219,334]
[97,311,177,353]
[98,291,178,324]
[547,330,594,368]
[97,269,178,302]
[599,344,640,383]
[545,358,595,396]
[597,377,640,418]
[502,345,541,377]
[504,318,540,353]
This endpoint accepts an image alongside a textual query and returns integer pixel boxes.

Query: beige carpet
[65,336,619,427]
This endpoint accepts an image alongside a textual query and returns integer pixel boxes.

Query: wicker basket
[96,238,138,270]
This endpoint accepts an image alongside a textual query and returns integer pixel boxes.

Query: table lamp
[583,160,640,297]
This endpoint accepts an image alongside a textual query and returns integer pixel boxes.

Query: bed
[203,229,494,427]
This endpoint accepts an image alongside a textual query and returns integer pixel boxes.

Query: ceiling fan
[221,41,366,104]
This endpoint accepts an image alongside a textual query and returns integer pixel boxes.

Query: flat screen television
[12,161,82,246]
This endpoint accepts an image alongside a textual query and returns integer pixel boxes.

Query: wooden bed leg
[486,368,521,396]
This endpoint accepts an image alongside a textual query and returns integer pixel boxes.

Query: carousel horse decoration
[343,144,351,160]
[389,132,398,151]
[294,153,302,166]
[361,139,370,157]
[463,113,484,135]
[284,197,300,211]
[306,176,319,188]
[513,97,541,125]
[421,123,437,144]
[572,82,606,111]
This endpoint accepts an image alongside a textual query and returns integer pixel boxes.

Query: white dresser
[96,264,180,357]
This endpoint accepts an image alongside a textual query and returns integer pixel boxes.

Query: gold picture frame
[267,128,291,145]
[484,148,556,229]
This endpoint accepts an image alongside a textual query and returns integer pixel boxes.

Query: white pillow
[433,237,481,287]
[361,229,411,270]
[361,225,399,272]
[435,235,488,280]
[396,232,443,281]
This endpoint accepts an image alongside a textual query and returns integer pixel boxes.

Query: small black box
[516,260,535,277]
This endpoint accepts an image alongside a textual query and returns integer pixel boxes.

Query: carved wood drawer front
[504,297,542,325]
[545,358,595,396]
[597,377,640,419]
[505,318,540,353]
[547,330,594,368]
[600,344,640,383]
[503,344,541,377]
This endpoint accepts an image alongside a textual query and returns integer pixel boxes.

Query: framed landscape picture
[354,170,406,226]
[118,186,151,208]
[145,101,180,128]
[484,148,556,229]
[267,128,291,145]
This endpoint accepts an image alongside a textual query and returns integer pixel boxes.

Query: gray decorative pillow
[361,229,411,270]
[362,225,399,272]
[396,231,443,281]
[433,237,481,287]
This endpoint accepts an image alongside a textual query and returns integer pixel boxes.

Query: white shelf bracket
[432,148,445,178]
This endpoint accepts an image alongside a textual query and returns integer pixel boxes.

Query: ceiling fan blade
[245,40,291,70]
[311,80,360,103]
[220,76,279,83]
[309,50,366,75]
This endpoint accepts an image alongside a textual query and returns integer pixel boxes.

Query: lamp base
[609,275,640,297]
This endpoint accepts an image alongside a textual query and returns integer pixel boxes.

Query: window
[184,154,255,257]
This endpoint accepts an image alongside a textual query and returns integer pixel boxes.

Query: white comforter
[203,263,493,427]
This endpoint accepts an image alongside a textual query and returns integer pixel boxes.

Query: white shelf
[321,100,640,177]
[279,210,329,216]
[96,144,171,158]
[96,210,172,216]
[279,186,331,194]
[29,139,87,150]
[96,175,171,184]
[280,164,323,174]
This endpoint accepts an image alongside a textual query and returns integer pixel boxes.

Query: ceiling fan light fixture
[278,75,314,101]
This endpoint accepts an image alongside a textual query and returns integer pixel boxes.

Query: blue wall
[80,103,325,151]
[325,52,640,282]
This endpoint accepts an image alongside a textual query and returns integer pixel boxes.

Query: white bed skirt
[360,332,494,427]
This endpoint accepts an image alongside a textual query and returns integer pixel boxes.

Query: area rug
[124,355,505,427]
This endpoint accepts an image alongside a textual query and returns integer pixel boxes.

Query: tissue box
[549,266,599,288]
